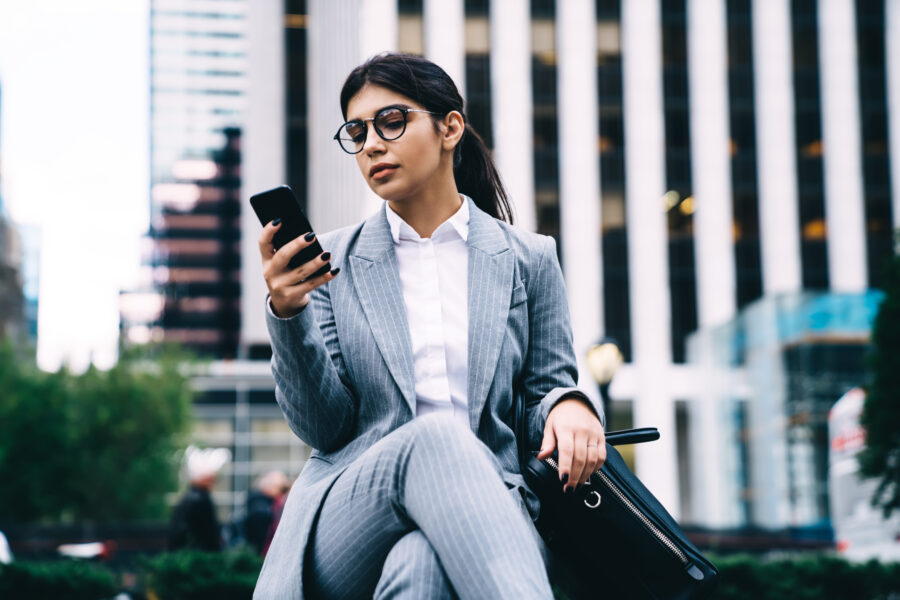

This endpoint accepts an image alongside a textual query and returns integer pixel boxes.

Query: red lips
[369,162,399,177]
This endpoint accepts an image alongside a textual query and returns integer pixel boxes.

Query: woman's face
[344,84,447,202]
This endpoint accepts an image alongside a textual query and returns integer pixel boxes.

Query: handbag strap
[515,392,659,467]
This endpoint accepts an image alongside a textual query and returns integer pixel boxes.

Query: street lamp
[586,337,624,421]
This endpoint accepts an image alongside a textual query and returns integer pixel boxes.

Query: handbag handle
[606,427,660,446]
[515,390,659,467]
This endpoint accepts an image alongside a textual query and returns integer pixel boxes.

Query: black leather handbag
[517,402,719,599]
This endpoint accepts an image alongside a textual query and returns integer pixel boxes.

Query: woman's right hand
[258,220,340,318]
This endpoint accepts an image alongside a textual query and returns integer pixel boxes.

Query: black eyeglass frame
[333,106,444,154]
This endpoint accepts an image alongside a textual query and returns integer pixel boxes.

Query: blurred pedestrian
[244,470,289,555]
[167,445,230,552]
[262,476,292,557]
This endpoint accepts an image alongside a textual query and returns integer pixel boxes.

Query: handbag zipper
[543,457,690,567]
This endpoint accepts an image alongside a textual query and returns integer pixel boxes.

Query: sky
[0,1,150,371]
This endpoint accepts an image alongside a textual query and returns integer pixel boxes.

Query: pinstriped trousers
[304,413,553,599]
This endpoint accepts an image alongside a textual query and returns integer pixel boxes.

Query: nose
[361,124,386,155]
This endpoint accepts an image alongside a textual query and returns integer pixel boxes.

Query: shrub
[142,550,263,600]
[0,560,118,600]
[550,554,900,599]
[712,554,900,600]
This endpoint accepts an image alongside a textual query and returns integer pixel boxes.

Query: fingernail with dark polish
[321,252,331,261]
[304,231,315,242]
[330,267,341,276]
[272,218,281,226]
[560,473,569,485]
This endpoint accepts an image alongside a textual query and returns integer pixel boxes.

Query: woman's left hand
[537,399,606,492]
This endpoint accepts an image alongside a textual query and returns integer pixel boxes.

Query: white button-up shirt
[385,198,470,427]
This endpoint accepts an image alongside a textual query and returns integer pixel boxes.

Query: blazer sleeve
[521,235,605,451]
[265,279,357,452]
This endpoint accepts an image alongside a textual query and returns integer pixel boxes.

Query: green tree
[859,251,900,516]
[0,342,73,521]
[66,343,197,521]
[0,341,195,523]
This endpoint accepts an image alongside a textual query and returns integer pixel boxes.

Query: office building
[0,215,24,342]
[16,224,40,344]
[149,0,248,188]
[0,209,26,343]
[124,0,250,359]
[238,0,897,533]
[123,129,242,357]
[0,82,25,343]
[0,82,40,348]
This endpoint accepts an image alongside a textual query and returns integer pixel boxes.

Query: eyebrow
[347,103,412,122]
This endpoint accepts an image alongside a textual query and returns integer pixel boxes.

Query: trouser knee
[375,530,455,600]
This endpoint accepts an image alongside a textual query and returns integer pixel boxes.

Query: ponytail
[340,53,514,224]
[454,123,514,224]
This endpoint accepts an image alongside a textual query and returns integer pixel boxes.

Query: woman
[255,53,605,599]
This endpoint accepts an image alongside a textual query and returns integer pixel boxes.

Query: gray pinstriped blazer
[254,198,603,599]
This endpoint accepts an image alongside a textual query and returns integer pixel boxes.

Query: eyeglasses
[333,106,442,154]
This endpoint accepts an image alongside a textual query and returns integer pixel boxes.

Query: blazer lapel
[466,201,514,431]
[348,208,417,415]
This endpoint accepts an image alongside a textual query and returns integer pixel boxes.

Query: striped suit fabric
[253,198,603,599]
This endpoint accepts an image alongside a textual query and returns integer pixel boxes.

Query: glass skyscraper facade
[123,0,249,361]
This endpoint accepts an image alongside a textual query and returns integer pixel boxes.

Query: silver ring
[587,443,598,448]
[584,490,602,509]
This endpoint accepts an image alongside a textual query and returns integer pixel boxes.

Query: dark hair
[340,53,513,224]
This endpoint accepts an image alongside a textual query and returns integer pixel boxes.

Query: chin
[369,181,413,204]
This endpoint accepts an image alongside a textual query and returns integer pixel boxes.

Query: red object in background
[100,540,116,560]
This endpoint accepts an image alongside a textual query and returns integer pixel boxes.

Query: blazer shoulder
[498,221,559,288]
[494,221,558,272]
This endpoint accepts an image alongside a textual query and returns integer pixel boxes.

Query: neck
[387,169,462,238]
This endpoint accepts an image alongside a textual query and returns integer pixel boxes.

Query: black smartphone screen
[250,185,330,277]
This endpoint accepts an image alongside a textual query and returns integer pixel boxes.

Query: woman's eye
[378,111,405,130]
[346,124,365,141]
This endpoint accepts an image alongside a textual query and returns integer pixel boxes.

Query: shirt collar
[385,195,470,244]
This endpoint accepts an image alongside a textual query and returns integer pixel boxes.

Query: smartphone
[250,185,331,278]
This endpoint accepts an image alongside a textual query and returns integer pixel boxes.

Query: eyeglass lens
[337,108,407,153]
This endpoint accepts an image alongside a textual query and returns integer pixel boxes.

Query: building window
[285,0,309,214]
[662,0,697,364]
[855,0,894,288]
[791,0,829,289]
[532,1,562,258]
[597,0,631,362]
[727,0,763,309]
[732,398,751,526]
[782,342,869,525]
[465,3,493,149]
[398,0,424,55]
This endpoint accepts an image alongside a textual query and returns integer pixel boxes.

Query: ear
[440,110,465,153]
